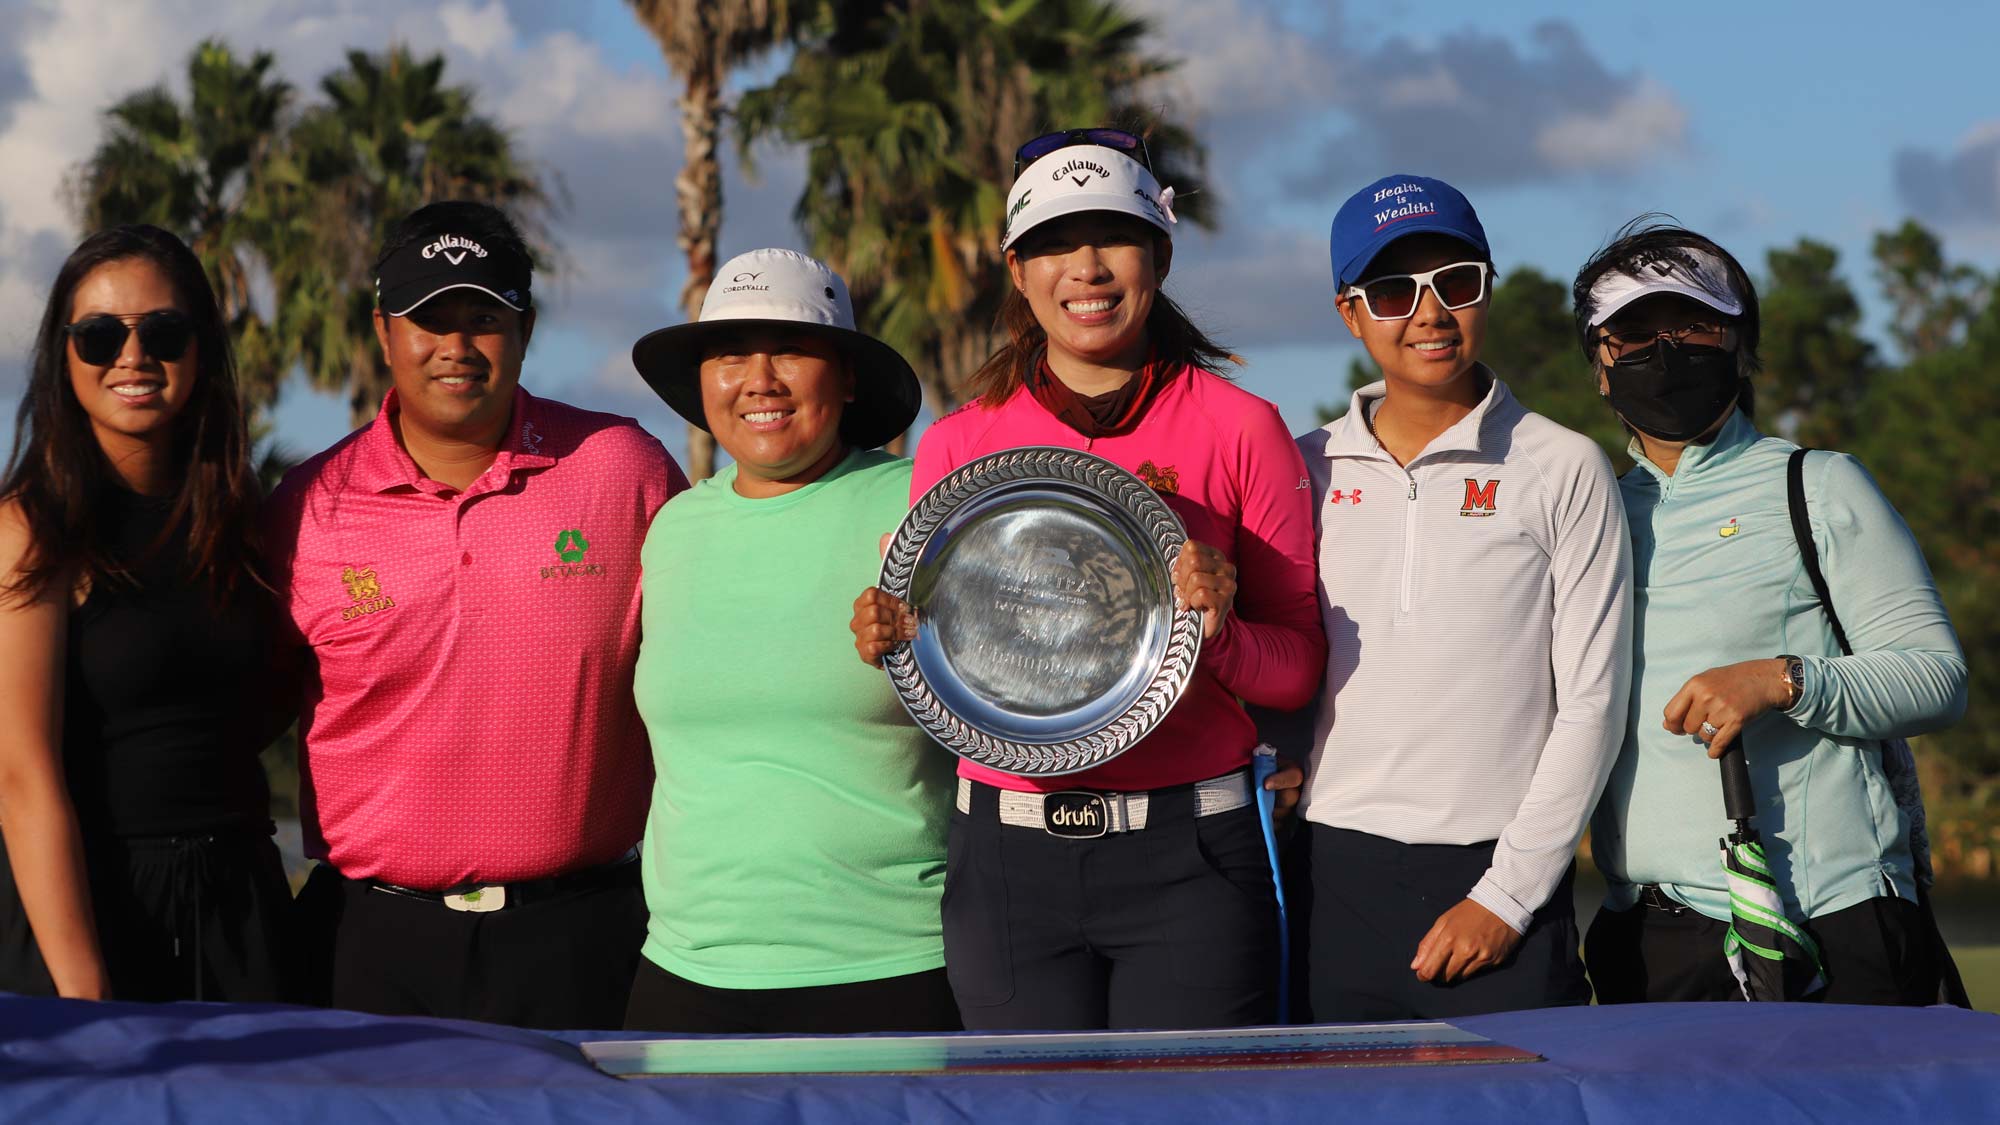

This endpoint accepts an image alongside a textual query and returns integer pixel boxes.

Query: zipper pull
[1408,481,1417,501]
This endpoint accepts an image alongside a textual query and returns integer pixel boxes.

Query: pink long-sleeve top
[911,364,1326,793]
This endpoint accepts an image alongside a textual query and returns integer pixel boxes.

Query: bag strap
[1787,448,1853,657]
[1789,448,1974,1008]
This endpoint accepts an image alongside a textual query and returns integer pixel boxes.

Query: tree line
[68,39,553,436]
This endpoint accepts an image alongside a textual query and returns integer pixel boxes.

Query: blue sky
[2,0,1996,464]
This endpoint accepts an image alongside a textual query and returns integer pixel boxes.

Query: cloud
[1303,20,1689,189]
[1124,0,1336,122]
[1535,79,1687,173]
[1894,121,2000,225]
[1127,1,1687,191]
[0,5,46,136]
[1168,225,1342,350]
[1111,2,1690,357]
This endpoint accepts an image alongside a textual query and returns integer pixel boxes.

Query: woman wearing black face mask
[1571,220,1967,1006]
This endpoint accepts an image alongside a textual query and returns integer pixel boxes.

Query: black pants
[624,957,962,1034]
[943,780,1279,1031]
[1585,891,1942,1005]
[0,826,295,1003]
[1307,825,1590,1021]
[294,860,644,1030]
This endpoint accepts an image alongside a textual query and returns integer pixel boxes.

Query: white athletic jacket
[1296,374,1632,933]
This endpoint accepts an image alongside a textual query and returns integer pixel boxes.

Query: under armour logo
[1328,489,1363,505]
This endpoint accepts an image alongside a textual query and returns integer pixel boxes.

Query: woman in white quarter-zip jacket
[1293,174,1633,1021]
[1574,219,1966,1006]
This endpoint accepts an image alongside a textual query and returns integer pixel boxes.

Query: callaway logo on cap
[629,248,922,452]
[1584,247,1746,327]
[376,229,533,316]
[421,234,488,265]
[1001,145,1177,252]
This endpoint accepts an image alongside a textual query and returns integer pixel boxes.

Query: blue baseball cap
[1328,174,1490,289]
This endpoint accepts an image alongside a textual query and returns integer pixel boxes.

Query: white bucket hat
[1585,246,1745,327]
[631,248,922,450]
[1001,145,1178,253]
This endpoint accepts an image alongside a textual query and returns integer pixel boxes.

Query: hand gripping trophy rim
[879,446,1204,776]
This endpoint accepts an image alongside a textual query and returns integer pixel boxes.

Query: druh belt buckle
[444,886,506,913]
[1043,791,1109,838]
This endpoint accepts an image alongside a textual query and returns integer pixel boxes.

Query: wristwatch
[1779,654,1805,711]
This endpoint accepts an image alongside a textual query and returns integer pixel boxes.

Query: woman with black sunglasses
[0,225,295,1003]
[851,130,1325,1030]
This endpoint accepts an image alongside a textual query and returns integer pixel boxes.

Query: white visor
[1587,246,1745,327]
[1001,145,1177,252]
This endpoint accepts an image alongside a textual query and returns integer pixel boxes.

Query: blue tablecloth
[3,996,1996,1123]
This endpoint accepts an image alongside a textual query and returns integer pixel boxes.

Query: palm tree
[69,39,292,415]
[738,0,1212,418]
[626,0,806,479]
[270,46,554,426]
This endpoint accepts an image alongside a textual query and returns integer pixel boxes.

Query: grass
[1953,945,2000,1013]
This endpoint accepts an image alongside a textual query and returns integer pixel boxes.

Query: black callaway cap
[376,232,533,316]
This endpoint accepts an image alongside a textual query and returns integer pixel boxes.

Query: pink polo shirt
[265,387,686,890]
[912,365,1325,793]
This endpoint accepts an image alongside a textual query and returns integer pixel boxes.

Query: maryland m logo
[1460,478,1499,517]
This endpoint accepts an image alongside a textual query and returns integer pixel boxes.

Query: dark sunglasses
[1596,322,1732,361]
[1341,262,1490,321]
[64,310,195,366]
[1013,128,1152,177]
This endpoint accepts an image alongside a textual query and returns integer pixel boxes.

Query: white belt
[955,769,1254,838]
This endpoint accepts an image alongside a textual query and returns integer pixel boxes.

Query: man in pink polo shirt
[266,201,686,1029]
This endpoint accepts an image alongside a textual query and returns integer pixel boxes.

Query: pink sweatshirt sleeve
[1202,401,1326,711]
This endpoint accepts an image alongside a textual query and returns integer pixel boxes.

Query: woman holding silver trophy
[852,129,1325,1030]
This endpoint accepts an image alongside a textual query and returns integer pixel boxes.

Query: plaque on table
[581,1022,1544,1077]
[879,446,1202,776]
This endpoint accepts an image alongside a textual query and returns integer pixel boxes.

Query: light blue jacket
[1592,409,1967,922]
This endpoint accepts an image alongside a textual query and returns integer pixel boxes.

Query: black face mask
[1605,341,1740,443]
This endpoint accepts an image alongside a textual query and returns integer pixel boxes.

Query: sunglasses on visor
[1013,128,1152,177]
[1342,261,1490,321]
[64,310,196,366]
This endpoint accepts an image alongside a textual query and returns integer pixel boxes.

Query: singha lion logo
[1135,460,1179,495]
[340,566,381,600]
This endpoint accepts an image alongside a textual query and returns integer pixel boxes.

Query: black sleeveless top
[62,488,279,837]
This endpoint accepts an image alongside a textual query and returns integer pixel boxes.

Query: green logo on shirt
[554,529,590,562]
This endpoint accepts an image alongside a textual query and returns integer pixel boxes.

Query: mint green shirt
[633,449,952,988]
[1592,409,1967,922]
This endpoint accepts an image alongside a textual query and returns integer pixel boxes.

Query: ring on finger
[1699,721,1719,740]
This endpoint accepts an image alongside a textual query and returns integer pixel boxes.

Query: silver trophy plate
[880,447,1202,776]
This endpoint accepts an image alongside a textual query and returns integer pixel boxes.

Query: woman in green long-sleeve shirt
[1571,220,1966,1006]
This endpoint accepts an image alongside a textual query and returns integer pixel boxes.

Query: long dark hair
[1572,215,1763,420]
[1,224,261,604]
[967,229,1241,406]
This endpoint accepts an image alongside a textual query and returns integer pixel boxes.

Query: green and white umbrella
[1719,743,1826,1001]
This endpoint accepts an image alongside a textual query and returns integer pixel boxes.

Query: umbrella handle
[1719,741,1757,822]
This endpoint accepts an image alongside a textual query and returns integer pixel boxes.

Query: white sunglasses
[1341,261,1490,321]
